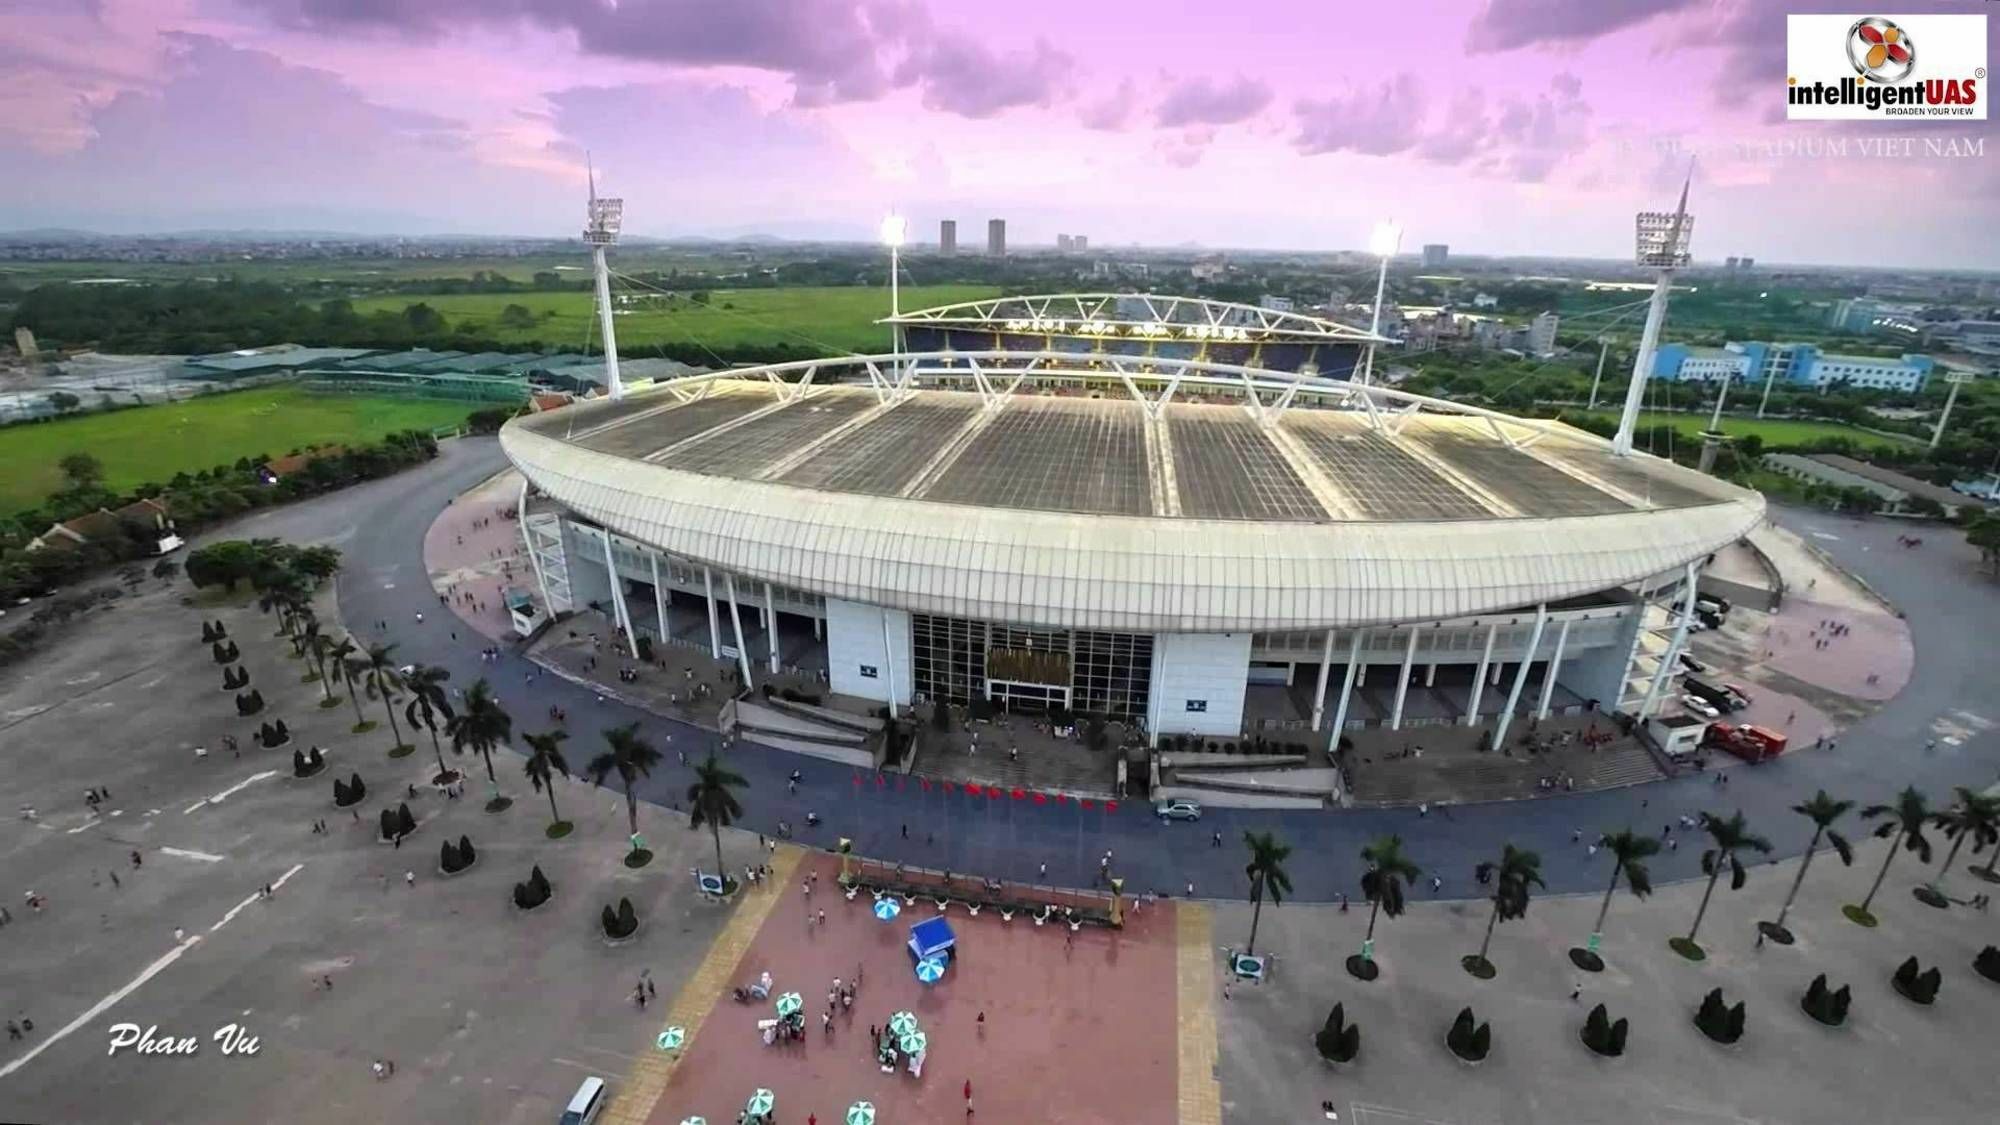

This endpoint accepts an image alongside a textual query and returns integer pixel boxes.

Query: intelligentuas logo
[1787,13,1986,120]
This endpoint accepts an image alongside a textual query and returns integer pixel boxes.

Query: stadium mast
[583,155,625,401]
[1612,167,1695,457]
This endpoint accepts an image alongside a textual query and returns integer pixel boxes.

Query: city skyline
[1,0,1995,267]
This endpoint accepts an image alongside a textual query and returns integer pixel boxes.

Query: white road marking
[65,818,102,834]
[209,862,305,933]
[1811,531,1840,541]
[159,847,226,863]
[0,936,202,1080]
[183,770,280,814]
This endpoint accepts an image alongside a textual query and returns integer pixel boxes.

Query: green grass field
[348,284,999,353]
[0,387,476,515]
[1559,410,1923,453]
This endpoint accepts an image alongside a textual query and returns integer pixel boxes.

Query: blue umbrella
[915,955,946,984]
[873,896,901,921]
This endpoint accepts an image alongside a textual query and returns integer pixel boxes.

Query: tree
[47,391,80,414]
[1767,790,1855,942]
[401,663,457,781]
[184,540,261,591]
[1576,828,1660,968]
[402,302,446,334]
[1851,786,1935,923]
[1966,511,2000,576]
[1467,843,1544,976]
[303,626,341,706]
[57,452,103,490]
[1929,785,2000,896]
[1355,835,1420,974]
[446,678,513,809]
[331,636,370,730]
[1240,830,1293,958]
[687,753,748,887]
[1678,811,1772,958]
[590,723,663,854]
[360,642,410,751]
[498,303,535,329]
[522,729,572,832]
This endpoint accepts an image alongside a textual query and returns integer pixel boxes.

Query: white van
[559,1077,607,1125]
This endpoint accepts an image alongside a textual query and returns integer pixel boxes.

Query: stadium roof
[885,292,1387,345]
[503,350,1762,632]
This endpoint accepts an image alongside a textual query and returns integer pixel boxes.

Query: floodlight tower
[1611,173,1695,457]
[1931,371,1972,451]
[1359,219,1401,386]
[583,161,625,401]
[880,212,907,359]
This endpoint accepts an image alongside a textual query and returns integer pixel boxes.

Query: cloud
[1080,79,1136,130]
[1466,0,1704,53]
[893,34,1072,117]
[1154,127,1218,168]
[1293,76,1427,157]
[1154,75,1271,128]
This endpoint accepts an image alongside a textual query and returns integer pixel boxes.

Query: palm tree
[1850,786,1935,923]
[303,626,340,706]
[1241,831,1293,957]
[1678,810,1772,957]
[1467,843,1544,976]
[522,729,572,833]
[688,754,749,887]
[1356,835,1420,973]
[331,636,371,731]
[1575,828,1659,969]
[1929,786,2000,896]
[360,642,409,751]
[401,664,456,782]
[590,723,664,856]
[1767,790,1855,941]
[446,679,514,809]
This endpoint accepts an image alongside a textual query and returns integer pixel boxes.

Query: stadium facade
[501,295,1763,748]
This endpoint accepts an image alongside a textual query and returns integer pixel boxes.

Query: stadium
[500,294,1764,755]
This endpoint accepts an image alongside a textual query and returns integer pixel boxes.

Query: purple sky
[1,0,1994,267]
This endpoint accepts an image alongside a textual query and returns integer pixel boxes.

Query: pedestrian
[817,908,826,927]
[902,823,909,840]
[1212,831,1222,848]
[1339,893,1348,913]
[1572,828,1581,843]
[648,979,657,999]
[1418,802,1428,817]
[5,1021,18,1041]
[405,871,415,888]
[1587,843,1598,858]
[1186,881,1195,897]
[1570,982,1581,1002]
[976,1011,985,1034]
[110,871,120,889]
[1430,875,1442,893]
[174,927,185,943]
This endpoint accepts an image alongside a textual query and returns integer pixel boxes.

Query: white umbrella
[873,897,902,920]
[680,1118,707,1125]
[888,1010,919,1037]
[656,1026,686,1051]
[915,955,946,984]
[746,1088,775,1115]
[899,1029,928,1055]
[775,992,803,1017]
[846,1102,876,1125]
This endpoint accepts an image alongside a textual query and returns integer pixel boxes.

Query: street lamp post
[1361,220,1401,387]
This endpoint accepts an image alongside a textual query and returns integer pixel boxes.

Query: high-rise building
[1421,243,1449,268]
[988,219,1006,257]
[1526,312,1560,357]
[1056,233,1074,253]
[1074,234,1088,252]
[939,220,956,255]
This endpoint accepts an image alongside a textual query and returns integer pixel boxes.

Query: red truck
[1703,721,1788,763]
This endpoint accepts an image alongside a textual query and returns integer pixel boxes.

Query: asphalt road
[290,437,2000,904]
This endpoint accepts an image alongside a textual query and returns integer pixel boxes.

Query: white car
[1155,799,1203,822]
[1679,695,1721,720]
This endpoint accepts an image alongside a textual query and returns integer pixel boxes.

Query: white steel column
[1329,629,1365,743]
[597,527,638,659]
[1389,627,1420,730]
[649,553,667,649]
[703,567,721,659]
[1489,604,1548,751]
[1465,622,1497,725]
[1310,629,1336,731]
[764,581,780,674]
[1425,662,1437,687]
[880,613,899,716]
[1639,563,1699,721]
[1537,618,1573,720]
[518,477,551,613]
[722,573,755,689]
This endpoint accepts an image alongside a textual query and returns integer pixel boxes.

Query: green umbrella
[746,1088,775,1115]
[775,992,803,1017]
[846,1102,876,1125]
[656,1026,686,1051]
[899,1029,927,1055]
[888,1010,919,1037]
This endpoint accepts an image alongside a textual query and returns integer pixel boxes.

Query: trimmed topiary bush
[396,803,416,838]
[202,621,219,643]
[1801,973,1852,1026]
[1693,988,1746,1045]
[235,689,264,716]
[1580,1003,1629,1058]
[212,640,233,665]
[441,839,462,873]
[458,834,475,865]
[1314,1003,1360,1063]
[334,773,365,806]
[512,865,553,910]
[601,896,640,940]
[379,808,399,841]
[1892,956,1941,1005]
[1975,946,2000,984]
[1446,1006,1492,1063]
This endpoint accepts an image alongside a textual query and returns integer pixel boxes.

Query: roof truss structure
[884,292,1390,345]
